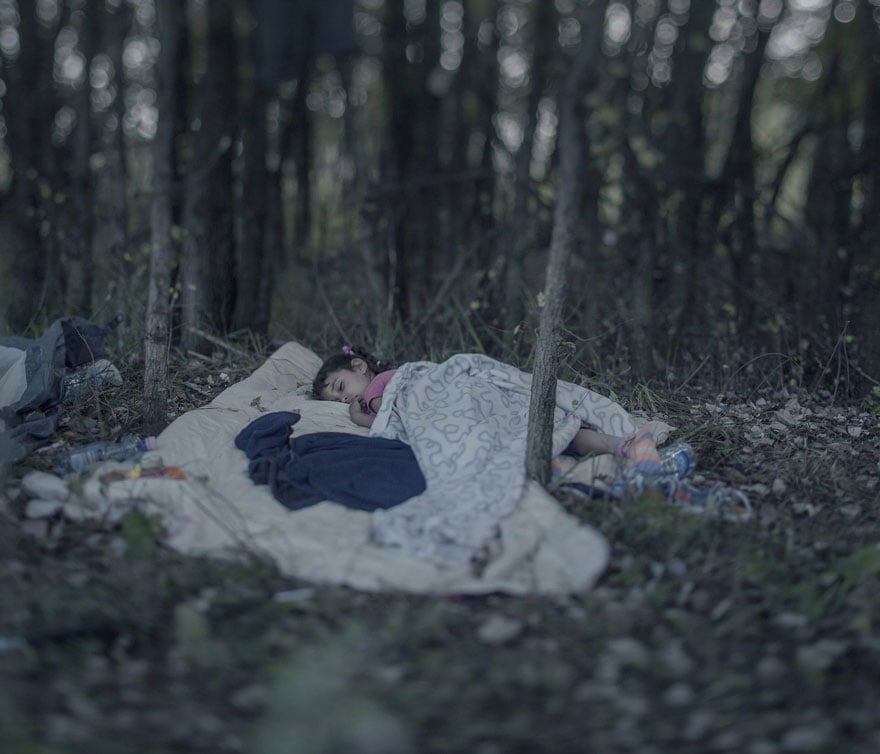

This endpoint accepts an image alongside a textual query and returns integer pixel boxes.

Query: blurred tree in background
[1,0,878,396]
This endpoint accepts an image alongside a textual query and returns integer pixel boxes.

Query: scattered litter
[62,436,157,475]
[99,464,186,482]
[61,358,122,401]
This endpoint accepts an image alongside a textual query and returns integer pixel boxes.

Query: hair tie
[342,345,353,355]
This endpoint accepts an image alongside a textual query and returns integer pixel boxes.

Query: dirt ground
[2,349,879,754]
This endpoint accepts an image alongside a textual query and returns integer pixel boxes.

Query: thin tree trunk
[526,3,605,484]
[337,55,362,191]
[473,0,501,261]
[711,27,770,334]
[381,0,413,321]
[802,60,851,337]
[110,1,133,350]
[857,1,880,378]
[411,0,441,308]
[467,0,503,322]
[143,0,180,433]
[663,0,714,350]
[503,0,555,342]
[3,4,55,330]
[292,59,313,249]
[233,87,269,333]
[181,0,237,351]
[620,135,657,378]
[379,0,442,321]
[37,0,67,320]
[66,0,98,316]
[450,0,475,176]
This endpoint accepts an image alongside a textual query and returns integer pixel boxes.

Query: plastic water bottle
[64,436,158,474]
[610,465,647,500]
[658,443,695,478]
[61,359,123,402]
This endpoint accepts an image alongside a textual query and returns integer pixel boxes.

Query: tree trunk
[526,3,605,484]
[802,55,852,339]
[337,55,362,191]
[712,27,770,334]
[381,0,414,321]
[65,0,98,317]
[663,0,714,349]
[857,2,880,379]
[619,134,658,378]
[292,59,313,250]
[109,1,133,350]
[180,0,237,351]
[472,0,501,264]
[2,4,56,331]
[233,87,270,333]
[411,0,442,307]
[503,0,555,342]
[377,0,447,322]
[143,0,181,433]
[377,0,446,322]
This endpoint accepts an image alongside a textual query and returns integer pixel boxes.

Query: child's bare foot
[614,428,661,474]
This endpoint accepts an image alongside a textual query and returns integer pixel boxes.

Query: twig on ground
[187,350,214,363]
[183,381,215,397]
[186,327,252,360]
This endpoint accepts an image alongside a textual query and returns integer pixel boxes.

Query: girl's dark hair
[312,346,385,398]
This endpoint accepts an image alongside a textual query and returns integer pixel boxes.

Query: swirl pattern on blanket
[370,354,636,566]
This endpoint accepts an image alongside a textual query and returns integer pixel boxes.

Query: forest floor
[1,344,879,754]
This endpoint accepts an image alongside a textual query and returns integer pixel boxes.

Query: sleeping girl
[312,345,663,474]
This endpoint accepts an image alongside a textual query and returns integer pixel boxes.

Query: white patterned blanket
[371,354,637,565]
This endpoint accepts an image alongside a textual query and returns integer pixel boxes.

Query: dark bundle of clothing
[234,411,425,511]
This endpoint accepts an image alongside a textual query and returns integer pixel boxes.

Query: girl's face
[319,358,373,404]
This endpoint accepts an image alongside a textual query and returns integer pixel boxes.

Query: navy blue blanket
[234,411,425,511]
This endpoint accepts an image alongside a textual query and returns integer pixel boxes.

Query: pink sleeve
[363,370,396,413]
